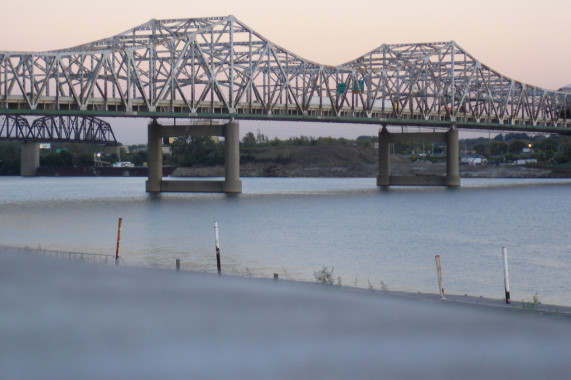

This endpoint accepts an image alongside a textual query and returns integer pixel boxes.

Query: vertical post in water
[435,255,445,299]
[215,222,221,275]
[502,247,511,304]
[115,218,123,265]
[176,258,180,272]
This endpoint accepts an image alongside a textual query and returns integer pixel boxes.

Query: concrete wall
[20,142,40,176]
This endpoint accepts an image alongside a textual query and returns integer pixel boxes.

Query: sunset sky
[1,0,569,142]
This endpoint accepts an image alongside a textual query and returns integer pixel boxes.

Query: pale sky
[1,0,569,143]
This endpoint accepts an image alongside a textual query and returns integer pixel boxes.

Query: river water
[1,176,570,305]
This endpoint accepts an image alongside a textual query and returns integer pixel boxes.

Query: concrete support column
[446,126,460,187]
[103,145,121,161]
[223,120,242,193]
[20,142,40,176]
[146,119,162,192]
[377,126,391,186]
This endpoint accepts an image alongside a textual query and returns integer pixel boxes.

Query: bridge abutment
[377,126,460,187]
[145,119,242,194]
[20,142,40,176]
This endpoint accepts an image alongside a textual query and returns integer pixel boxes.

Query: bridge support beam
[146,119,163,192]
[20,142,40,176]
[445,127,460,186]
[377,126,460,187]
[223,121,242,193]
[145,119,242,194]
[103,145,121,160]
[377,126,391,186]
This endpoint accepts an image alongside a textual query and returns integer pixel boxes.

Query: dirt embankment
[171,145,571,178]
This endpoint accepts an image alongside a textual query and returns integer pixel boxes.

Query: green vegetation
[465,133,571,165]
[367,279,389,292]
[522,294,541,313]
[40,143,101,168]
[1,131,570,175]
[0,141,20,175]
[169,136,224,166]
[122,146,148,166]
[314,265,335,285]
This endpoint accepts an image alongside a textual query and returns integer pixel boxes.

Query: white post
[435,255,445,299]
[215,222,221,275]
[502,247,511,304]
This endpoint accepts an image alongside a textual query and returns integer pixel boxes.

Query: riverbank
[1,247,570,379]
[26,145,571,178]
[173,147,571,178]
[5,245,571,317]
[33,160,569,179]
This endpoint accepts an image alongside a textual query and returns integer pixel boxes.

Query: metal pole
[502,247,511,304]
[214,222,221,275]
[115,218,122,265]
[435,255,445,299]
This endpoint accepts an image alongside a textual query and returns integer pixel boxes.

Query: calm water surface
[1,176,570,305]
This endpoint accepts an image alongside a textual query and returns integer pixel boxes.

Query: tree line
[1,132,570,175]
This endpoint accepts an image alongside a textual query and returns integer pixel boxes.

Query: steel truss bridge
[0,15,569,134]
[0,115,117,144]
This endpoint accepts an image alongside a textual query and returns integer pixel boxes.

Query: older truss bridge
[0,115,117,144]
[0,15,569,134]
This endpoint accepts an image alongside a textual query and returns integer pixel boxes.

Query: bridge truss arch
[0,115,117,144]
[0,15,569,133]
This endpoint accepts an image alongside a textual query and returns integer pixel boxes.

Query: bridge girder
[0,15,568,133]
[0,115,117,144]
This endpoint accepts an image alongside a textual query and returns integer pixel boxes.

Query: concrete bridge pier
[103,145,121,160]
[20,142,40,176]
[222,121,242,193]
[377,126,391,186]
[445,127,460,187]
[146,119,242,193]
[146,119,163,192]
[377,125,460,187]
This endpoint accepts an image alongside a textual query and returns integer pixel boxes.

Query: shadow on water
[225,193,241,201]
[147,192,163,201]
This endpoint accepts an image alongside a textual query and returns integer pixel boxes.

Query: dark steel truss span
[0,115,117,144]
[0,15,569,133]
